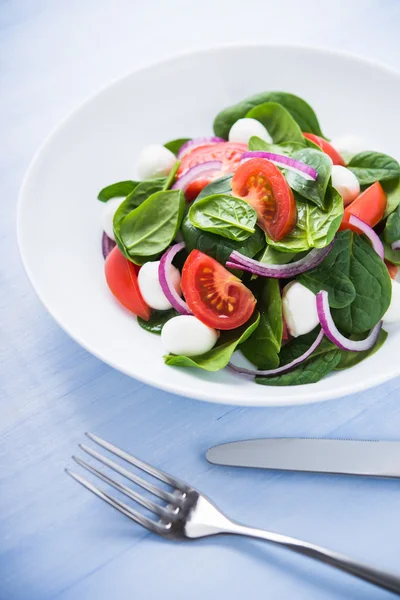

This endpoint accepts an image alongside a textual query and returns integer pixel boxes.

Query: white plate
[17,45,400,406]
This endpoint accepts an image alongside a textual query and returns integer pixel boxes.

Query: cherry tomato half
[176,142,247,201]
[231,158,297,241]
[340,182,387,232]
[303,133,345,166]
[105,246,151,320]
[181,250,256,330]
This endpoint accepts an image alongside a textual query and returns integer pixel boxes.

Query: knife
[206,438,400,478]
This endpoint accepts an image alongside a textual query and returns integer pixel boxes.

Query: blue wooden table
[2,1,400,598]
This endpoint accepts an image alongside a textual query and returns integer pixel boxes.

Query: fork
[67,433,400,596]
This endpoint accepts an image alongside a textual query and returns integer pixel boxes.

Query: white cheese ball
[282,282,320,338]
[136,144,176,180]
[383,279,400,324]
[102,197,125,241]
[228,118,272,145]
[161,315,218,356]
[138,261,181,311]
[331,165,360,206]
[330,135,366,159]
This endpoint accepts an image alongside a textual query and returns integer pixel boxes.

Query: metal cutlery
[67,433,400,596]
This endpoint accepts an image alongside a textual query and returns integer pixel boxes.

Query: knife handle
[228,523,400,595]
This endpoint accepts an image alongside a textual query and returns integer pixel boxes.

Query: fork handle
[228,523,400,596]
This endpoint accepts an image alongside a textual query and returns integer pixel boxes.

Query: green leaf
[328,231,392,333]
[123,177,167,210]
[182,216,265,265]
[240,279,282,369]
[119,189,185,259]
[256,244,297,265]
[382,238,400,265]
[266,186,343,253]
[335,329,388,370]
[383,177,400,218]
[196,174,233,201]
[248,136,304,155]
[163,160,180,190]
[164,138,190,155]
[285,148,332,209]
[213,91,324,139]
[298,269,356,309]
[246,102,306,146]
[137,309,178,334]
[164,312,260,371]
[97,180,139,202]
[384,204,400,245]
[188,194,257,242]
[347,151,400,185]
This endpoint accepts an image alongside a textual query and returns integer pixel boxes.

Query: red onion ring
[158,242,192,315]
[241,151,318,180]
[392,240,400,251]
[316,290,382,351]
[102,232,116,259]
[178,137,225,158]
[226,242,334,278]
[348,215,384,259]
[172,160,223,194]
[229,329,325,377]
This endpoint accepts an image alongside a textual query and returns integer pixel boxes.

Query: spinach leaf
[256,330,341,386]
[347,151,400,185]
[196,174,233,201]
[164,161,180,190]
[246,102,306,146]
[188,194,257,242]
[298,268,356,309]
[164,312,260,371]
[213,91,324,139]
[98,180,139,203]
[248,136,304,155]
[182,216,265,265]
[323,231,392,333]
[335,329,388,370]
[266,186,343,253]
[240,279,282,369]
[164,138,190,155]
[382,239,400,265]
[256,244,297,264]
[119,190,185,259]
[138,309,178,334]
[383,177,400,218]
[384,204,400,245]
[285,148,332,209]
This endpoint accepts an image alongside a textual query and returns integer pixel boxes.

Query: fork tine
[86,433,188,492]
[72,456,174,520]
[65,469,166,535]
[79,444,181,505]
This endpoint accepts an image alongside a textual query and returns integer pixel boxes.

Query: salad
[97,91,400,386]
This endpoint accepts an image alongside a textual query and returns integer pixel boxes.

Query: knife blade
[206,438,400,478]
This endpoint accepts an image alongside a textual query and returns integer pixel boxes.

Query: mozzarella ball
[331,165,360,206]
[282,282,320,338]
[138,261,181,311]
[330,135,366,159]
[102,197,125,241]
[136,144,176,180]
[161,315,219,356]
[228,118,272,145]
[383,279,400,324]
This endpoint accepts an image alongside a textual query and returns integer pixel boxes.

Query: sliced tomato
[181,250,256,330]
[340,182,387,232]
[176,142,247,201]
[231,158,297,241]
[303,133,345,166]
[385,260,399,279]
[105,247,151,320]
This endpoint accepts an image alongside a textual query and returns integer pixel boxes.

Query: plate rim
[16,42,400,406]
